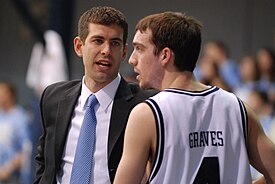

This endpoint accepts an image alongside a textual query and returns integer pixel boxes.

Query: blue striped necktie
[70,95,98,184]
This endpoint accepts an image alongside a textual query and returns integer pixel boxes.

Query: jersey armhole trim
[237,97,248,146]
[145,99,165,182]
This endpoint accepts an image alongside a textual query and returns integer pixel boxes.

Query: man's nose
[101,43,111,56]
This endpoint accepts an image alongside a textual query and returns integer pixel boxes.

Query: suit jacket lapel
[51,79,134,166]
[54,82,81,168]
[108,79,133,158]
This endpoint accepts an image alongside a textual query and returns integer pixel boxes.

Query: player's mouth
[134,69,140,81]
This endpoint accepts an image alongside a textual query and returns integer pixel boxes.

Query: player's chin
[139,81,151,90]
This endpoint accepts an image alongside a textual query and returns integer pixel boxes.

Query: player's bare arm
[246,103,275,183]
[252,176,267,184]
[114,102,156,184]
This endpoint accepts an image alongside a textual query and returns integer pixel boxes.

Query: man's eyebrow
[90,35,104,39]
[111,37,123,42]
[90,35,123,42]
[132,42,145,48]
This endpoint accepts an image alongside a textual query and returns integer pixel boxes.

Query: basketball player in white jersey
[114,11,275,184]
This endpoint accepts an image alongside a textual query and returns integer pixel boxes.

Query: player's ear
[74,36,84,57]
[161,47,173,65]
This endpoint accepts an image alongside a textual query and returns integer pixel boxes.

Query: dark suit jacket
[34,78,158,184]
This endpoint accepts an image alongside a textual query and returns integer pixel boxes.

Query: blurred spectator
[0,81,31,184]
[25,30,68,183]
[26,30,68,97]
[248,90,274,128]
[199,56,231,91]
[256,48,275,89]
[196,40,241,90]
[234,55,260,102]
[256,47,275,104]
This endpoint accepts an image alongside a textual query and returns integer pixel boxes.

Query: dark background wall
[0,0,275,106]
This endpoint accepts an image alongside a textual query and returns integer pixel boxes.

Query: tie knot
[87,95,98,108]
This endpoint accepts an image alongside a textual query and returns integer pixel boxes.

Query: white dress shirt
[56,74,121,184]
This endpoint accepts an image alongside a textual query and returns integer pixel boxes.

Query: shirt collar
[80,74,121,111]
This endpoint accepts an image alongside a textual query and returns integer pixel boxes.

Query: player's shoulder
[214,88,241,106]
[132,101,153,114]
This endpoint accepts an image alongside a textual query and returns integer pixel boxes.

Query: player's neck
[162,71,208,91]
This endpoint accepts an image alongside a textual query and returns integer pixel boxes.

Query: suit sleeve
[33,88,48,184]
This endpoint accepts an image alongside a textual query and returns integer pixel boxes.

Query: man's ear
[74,36,83,57]
[122,43,128,60]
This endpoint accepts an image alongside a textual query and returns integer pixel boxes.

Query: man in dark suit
[34,6,157,184]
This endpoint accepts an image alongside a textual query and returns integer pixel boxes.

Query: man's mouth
[95,59,113,71]
[96,61,112,67]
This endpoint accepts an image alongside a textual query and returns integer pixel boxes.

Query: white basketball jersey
[145,86,252,184]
